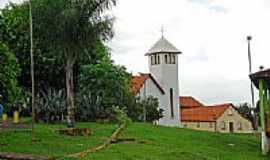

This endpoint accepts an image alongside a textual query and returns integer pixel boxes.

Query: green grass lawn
[84,123,269,160]
[0,122,118,158]
[1,122,269,160]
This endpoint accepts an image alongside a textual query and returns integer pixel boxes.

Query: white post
[261,132,268,155]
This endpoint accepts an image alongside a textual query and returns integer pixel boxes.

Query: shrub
[75,92,102,121]
[139,96,164,123]
[76,62,134,121]
[113,106,132,126]
[37,89,66,123]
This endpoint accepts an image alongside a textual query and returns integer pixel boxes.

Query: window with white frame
[228,108,233,115]
[221,121,226,130]
[209,122,213,128]
[237,122,242,130]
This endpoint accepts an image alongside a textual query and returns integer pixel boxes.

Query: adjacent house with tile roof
[180,97,253,133]
[130,36,181,127]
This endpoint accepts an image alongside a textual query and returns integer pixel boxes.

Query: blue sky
[1,0,270,105]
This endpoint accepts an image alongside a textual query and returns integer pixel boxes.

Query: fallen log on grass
[56,128,92,136]
[69,123,126,158]
[0,152,54,160]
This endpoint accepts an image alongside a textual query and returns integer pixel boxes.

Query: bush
[75,92,103,121]
[37,89,66,123]
[113,106,132,126]
[76,62,134,121]
[138,96,164,123]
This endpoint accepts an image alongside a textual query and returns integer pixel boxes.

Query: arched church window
[169,54,172,64]
[157,54,160,64]
[165,55,168,64]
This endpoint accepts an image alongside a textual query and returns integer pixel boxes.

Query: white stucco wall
[147,53,181,127]
[137,78,165,114]
[138,79,163,100]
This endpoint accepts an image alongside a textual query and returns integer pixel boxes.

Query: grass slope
[85,123,269,160]
[0,122,269,160]
[0,122,117,158]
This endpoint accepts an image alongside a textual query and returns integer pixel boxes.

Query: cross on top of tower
[160,26,165,39]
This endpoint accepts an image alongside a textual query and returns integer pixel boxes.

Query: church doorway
[229,122,234,133]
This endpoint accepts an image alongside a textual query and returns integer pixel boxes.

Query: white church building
[131,35,182,127]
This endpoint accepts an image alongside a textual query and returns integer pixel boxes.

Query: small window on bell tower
[171,55,176,64]
[169,54,172,64]
[165,55,168,64]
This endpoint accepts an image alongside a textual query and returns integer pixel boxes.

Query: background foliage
[0,42,22,111]
[0,1,163,124]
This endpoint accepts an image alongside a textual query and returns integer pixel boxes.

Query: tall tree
[0,3,110,93]
[32,0,116,127]
[0,42,22,110]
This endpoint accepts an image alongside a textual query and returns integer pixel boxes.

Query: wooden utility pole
[29,0,36,142]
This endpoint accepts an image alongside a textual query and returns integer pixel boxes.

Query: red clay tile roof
[179,96,204,108]
[131,74,148,94]
[130,73,165,95]
[181,103,232,122]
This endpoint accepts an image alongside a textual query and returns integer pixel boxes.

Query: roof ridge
[207,103,233,107]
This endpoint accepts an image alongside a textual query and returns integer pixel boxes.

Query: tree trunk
[66,59,75,128]
[29,0,36,141]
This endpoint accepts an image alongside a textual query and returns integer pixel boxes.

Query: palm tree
[32,0,116,127]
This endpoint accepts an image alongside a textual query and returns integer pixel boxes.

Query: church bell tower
[145,35,182,126]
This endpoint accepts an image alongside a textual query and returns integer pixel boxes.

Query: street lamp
[247,36,255,108]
